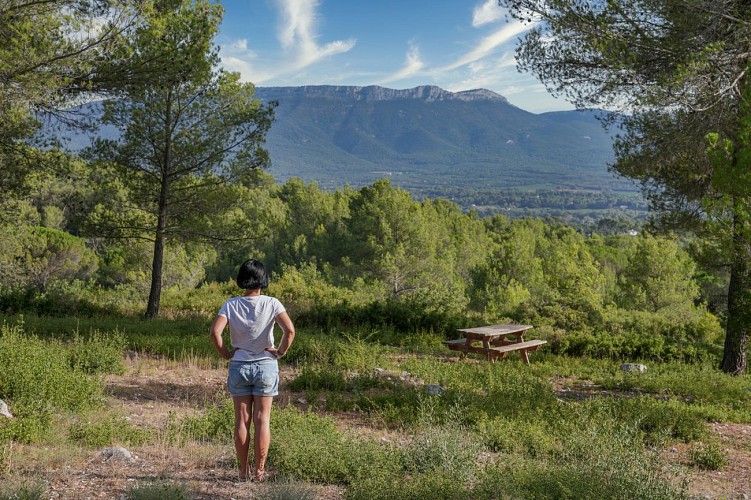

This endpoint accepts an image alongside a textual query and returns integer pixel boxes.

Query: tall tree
[500,0,751,374]
[87,0,275,318]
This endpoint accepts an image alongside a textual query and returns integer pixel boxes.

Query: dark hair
[236,259,269,290]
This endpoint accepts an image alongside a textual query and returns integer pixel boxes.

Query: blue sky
[217,0,574,113]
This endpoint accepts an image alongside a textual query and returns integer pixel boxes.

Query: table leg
[519,349,530,365]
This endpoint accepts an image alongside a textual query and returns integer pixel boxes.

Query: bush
[474,421,683,499]
[690,441,728,470]
[67,329,126,375]
[582,396,707,443]
[126,481,192,500]
[169,401,234,443]
[402,426,482,483]
[269,407,399,485]
[0,323,104,443]
[0,481,47,500]
[69,414,152,447]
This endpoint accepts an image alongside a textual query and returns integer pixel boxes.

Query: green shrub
[67,329,126,375]
[269,407,399,485]
[346,470,468,500]
[169,401,234,443]
[0,323,104,443]
[403,426,482,483]
[126,481,192,500]
[69,414,152,447]
[598,363,751,420]
[0,481,47,500]
[477,416,558,457]
[474,421,683,500]
[690,441,728,470]
[258,479,318,500]
[582,396,707,443]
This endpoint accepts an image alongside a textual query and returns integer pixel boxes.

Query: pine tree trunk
[145,91,173,319]
[722,209,749,375]
[145,173,169,319]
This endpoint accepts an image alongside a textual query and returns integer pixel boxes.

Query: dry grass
[1,356,749,499]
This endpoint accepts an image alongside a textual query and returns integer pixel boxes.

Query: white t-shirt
[218,295,286,361]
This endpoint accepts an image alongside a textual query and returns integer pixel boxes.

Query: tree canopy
[500,0,751,374]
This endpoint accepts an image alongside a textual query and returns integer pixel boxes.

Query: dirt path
[3,357,750,499]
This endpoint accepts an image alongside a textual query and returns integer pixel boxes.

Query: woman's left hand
[265,347,284,359]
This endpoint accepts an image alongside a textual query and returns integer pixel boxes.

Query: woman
[210,259,295,482]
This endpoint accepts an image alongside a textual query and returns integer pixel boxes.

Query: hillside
[254,85,631,193]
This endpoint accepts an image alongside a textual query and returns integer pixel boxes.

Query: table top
[457,324,534,338]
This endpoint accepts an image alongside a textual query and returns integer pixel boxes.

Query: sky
[217,0,574,114]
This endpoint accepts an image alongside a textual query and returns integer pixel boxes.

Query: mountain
[253,85,631,193]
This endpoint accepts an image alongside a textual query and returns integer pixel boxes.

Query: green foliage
[170,401,234,443]
[67,329,126,375]
[618,235,700,312]
[269,407,400,485]
[346,470,469,500]
[69,414,152,448]
[402,426,482,483]
[477,417,557,457]
[582,396,707,444]
[258,479,318,500]
[0,323,104,413]
[126,481,192,500]
[689,441,728,470]
[0,481,47,500]
[0,226,97,291]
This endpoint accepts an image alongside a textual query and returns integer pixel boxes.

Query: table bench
[442,324,546,364]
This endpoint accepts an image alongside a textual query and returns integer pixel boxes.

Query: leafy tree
[0,226,98,291]
[87,0,276,317]
[618,235,700,313]
[501,0,751,373]
[342,179,468,311]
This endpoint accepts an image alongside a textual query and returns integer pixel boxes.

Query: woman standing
[210,259,295,482]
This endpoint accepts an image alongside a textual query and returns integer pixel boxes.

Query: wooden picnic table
[442,324,546,364]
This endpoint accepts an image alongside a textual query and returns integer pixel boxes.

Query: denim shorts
[227,358,279,397]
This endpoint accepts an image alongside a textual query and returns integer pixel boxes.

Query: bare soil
[2,356,750,499]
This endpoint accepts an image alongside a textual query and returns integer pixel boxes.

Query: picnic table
[442,324,546,364]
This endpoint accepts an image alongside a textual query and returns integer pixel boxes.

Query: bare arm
[265,311,295,359]
[210,315,235,360]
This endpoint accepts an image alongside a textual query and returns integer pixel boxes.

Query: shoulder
[261,295,285,310]
[218,296,242,313]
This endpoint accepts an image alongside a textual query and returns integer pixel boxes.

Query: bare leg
[252,395,273,480]
[232,396,253,480]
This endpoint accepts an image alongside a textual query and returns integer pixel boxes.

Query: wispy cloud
[378,41,425,85]
[437,20,531,72]
[219,39,274,83]
[472,0,505,27]
[276,0,355,70]
[220,0,355,83]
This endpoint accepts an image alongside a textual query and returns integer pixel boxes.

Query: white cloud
[275,0,356,70]
[438,20,531,72]
[378,41,425,84]
[472,0,505,27]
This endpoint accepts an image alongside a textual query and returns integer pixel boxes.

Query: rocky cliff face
[256,85,509,104]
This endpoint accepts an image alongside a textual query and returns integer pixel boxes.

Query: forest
[1,0,751,498]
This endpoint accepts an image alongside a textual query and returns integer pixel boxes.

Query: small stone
[670,447,678,453]
[401,371,411,378]
[99,446,134,462]
[373,367,385,373]
[621,363,647,373]
[297,397,307,405]
[0,399,13,419]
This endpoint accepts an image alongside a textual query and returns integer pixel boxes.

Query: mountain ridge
[253,84,629,194]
